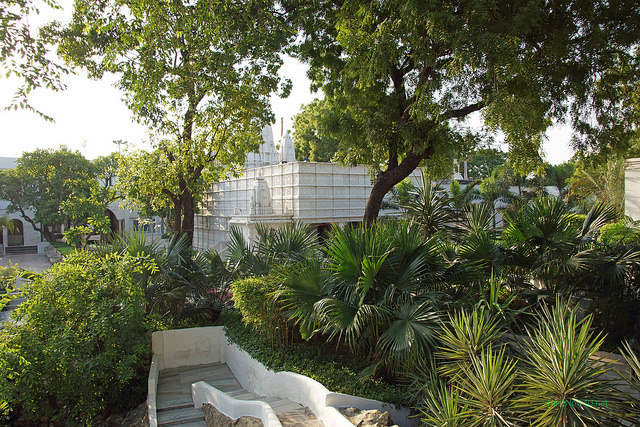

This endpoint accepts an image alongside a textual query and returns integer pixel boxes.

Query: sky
[0,1,575,164]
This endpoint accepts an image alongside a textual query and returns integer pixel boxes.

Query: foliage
[401,174,453,238]
[618,341,640,424]
[222,310,410,407]
[230,277,290,346]
[0,251,150,423]
[286,0,640,221]
[518,301,617,426]
[227,222,319,277]
[275,221,452,377]
[567,156,626,216]
[0,261,20,293]
[293,98,340,162]
[544,162,575,200]
[59,0,292,243]
[464,148,509,181]
[0,147,97,242]
[0,0,67,118]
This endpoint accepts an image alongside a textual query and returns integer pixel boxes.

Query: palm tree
[276,221,452,377]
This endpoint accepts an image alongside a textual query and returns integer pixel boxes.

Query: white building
[193,126,421,252]
[0,156,163,255]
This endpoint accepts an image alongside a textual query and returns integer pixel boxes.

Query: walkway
[157,363,322,426]
[0,253,51,273]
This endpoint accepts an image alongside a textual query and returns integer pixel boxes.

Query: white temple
[193,126,421,253]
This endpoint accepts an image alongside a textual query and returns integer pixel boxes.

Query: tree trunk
[181,192,195,246]
[363,150,431,223]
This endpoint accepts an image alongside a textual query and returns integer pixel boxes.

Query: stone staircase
[156,363,323,426]
[4,245,38,255]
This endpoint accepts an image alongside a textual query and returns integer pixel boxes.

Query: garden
[2,178,640,425]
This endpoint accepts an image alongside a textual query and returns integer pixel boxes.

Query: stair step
[157,406,205,426]
[4,245,38,255]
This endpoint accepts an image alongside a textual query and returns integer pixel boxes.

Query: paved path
[157,363,322,426]
[0,253,51,273]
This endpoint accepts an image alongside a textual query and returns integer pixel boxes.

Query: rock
[45,245,64,264]
[338,407,397,427]
[203,403,263,427]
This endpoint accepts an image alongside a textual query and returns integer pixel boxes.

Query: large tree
[0,147,96,242]
[293,98,340,162]
[286,0,640,221]
[58,0,291,244]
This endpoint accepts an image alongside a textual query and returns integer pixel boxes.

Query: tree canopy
[0,147,97,242]
[58,0,293,243]
[0,0,67,118]
[293,98,340,162]
[286,0,640,221]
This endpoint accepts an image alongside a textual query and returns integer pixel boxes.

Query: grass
[51,241,75,257]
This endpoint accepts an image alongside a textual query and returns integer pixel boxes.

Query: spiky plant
[456,346,519,426]
[437,307,504,378]
[518,299,618,426]
[616,341,640,423]
[418,380,471,427]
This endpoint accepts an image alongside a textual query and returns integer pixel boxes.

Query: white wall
[626,158,640,220]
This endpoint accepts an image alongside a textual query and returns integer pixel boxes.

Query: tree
[544,161,575,200]
[58,0,292,244]
[0,0,67,118]
[286,0,640,221]
[0,147,96,243]
[293,98,340,162]
[464,148,508,181]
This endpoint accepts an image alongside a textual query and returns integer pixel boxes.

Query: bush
[0,262,20,293]
[0,251,151,424]
[230,277,290,346]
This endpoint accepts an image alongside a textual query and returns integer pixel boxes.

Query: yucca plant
[456,346,520,426]
[518,299,618,426]
[617,341,640,423]
[418,379,471,427]
[402,172,454,238]
[437,307,504,378]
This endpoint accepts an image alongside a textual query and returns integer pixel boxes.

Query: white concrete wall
[151,326,417,427]
[626,158,640,220]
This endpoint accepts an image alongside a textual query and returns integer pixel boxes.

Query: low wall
[150,326,417,427]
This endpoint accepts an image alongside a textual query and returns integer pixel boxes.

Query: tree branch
[441,101,486,121]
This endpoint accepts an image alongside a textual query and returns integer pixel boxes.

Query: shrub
[230,277,290,346]
[0,251,151,424]
[0,262,20,292]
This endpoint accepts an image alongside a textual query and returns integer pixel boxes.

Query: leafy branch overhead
[285,0,640,220]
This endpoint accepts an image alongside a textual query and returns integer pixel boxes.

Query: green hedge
[221,310,411,407]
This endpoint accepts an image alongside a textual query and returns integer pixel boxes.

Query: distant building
[193,126,421,253]
[0,157,163,255]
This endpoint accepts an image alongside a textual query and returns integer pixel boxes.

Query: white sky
[0,1,575,164]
